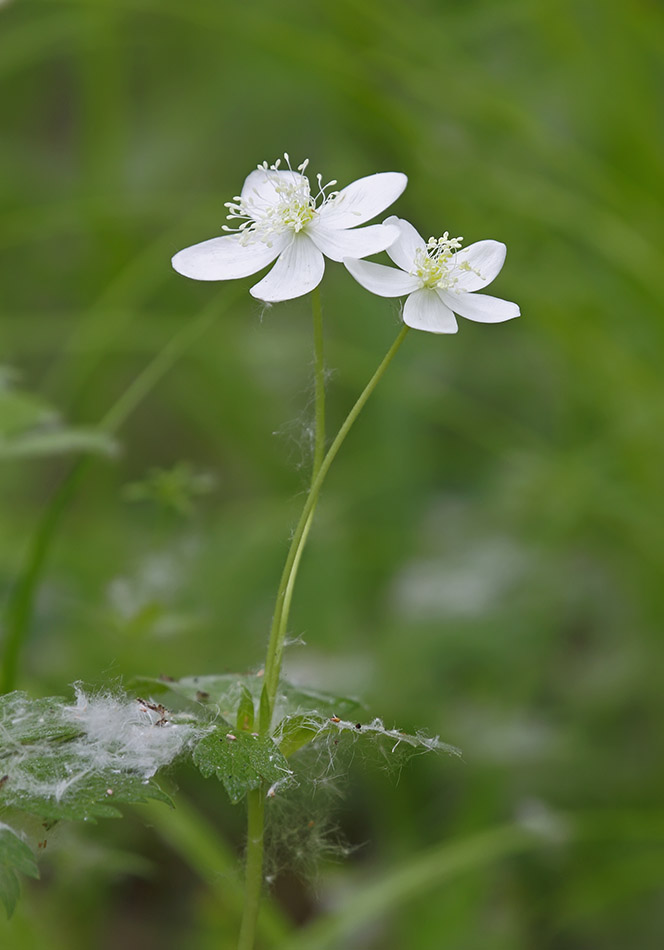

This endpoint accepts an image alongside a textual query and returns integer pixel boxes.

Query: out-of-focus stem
[0,292,232,694]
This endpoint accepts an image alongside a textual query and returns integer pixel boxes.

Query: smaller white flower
[172,155,407,303]
[344,216,520,333]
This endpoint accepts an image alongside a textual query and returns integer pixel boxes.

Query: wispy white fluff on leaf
[172,155,407,302]
[344,216,520,334]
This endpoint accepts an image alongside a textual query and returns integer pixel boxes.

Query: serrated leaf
[193,727,292,804]
[0,691,181,823]
[4,765,172,823]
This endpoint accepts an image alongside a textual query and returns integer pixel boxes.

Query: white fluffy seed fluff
[2,687,201,806]
[64,686,197,780]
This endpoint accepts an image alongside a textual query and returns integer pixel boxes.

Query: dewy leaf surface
[193,726,293,804]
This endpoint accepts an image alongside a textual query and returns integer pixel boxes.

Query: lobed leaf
[193,726,293,804]
[0,691,185,824]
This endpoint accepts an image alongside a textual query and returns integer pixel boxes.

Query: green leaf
[0,371,56,436]
[0,865,20,918]
[0,693,83,746]
[0,372,117,460]
[258,681,272,736]
[274,712,462,761]
[128,673,265,710]
[0,824,39,919]
[0,426,117,460]
[193,727,293,805]
[4,765,172,823]
[0,826,39,880]
[0,691,181,823]
[275,715,322,759]
[236,685,255,733]
[129,674,361,726]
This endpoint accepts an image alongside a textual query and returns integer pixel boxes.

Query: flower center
[411,233,467,289]
[222,155,338,246]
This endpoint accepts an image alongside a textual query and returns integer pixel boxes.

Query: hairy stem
[237,788,267,950]
[311,286,326,480]
[239,289,329,947]
[243,322,408,948]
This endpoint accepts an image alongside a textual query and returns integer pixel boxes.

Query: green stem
[261,290,327,719]
[243,322,408,950]
[0,292,233,694]
[311,286,326,480]
[143,794,290,944]
[239,291,328,947]
[261,324,409,724]
[1,459,88,694]
[237,788,266,950]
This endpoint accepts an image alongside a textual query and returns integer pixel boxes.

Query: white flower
[172,155,407,303]
[344,216,520,333]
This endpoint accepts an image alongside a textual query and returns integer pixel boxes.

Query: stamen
[410,231,470,290]
[223,155,341,245]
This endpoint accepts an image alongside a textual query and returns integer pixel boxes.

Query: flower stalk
[261,322,409,725]
[238,302,408,950]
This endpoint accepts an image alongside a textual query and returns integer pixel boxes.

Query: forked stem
[261,323,409,721]
[239,320,409,946]
[238,283,409,947]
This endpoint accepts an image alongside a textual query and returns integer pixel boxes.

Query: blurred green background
[2,0,663,947]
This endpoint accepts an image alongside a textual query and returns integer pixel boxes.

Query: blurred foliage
[1,0,663,946]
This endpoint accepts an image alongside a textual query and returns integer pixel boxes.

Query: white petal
[317,172,407,228]
[384,216,427,270]
[441,290,520,323]
[344,258,420,297]
[403,289,458,334]
[450,241,506,292]
[240,168,309,211]
[249,235,325,302]
[172,233,287,281]
[308,222,399,262]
